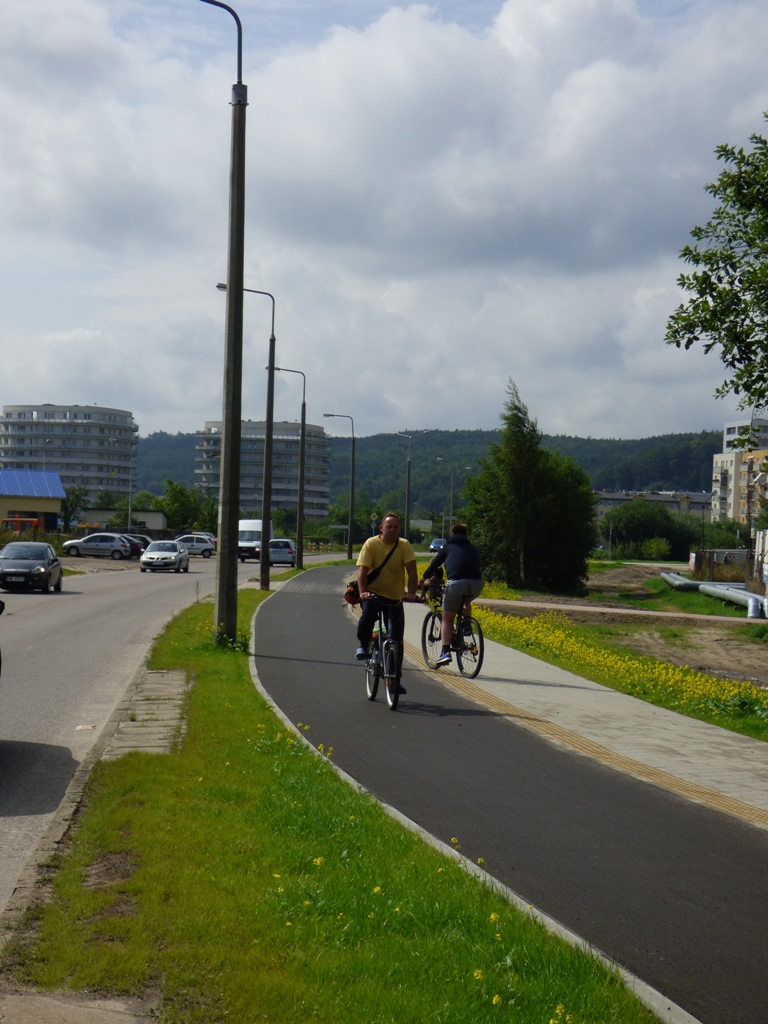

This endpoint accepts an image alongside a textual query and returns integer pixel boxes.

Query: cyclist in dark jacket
[420,523,483,667]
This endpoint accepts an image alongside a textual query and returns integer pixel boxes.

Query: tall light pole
[201,0,247,641]
[396,433,413,539]
[217,283,276,593]
[436,457,454,531]
[275,366,306,569]
[324,413,354,559]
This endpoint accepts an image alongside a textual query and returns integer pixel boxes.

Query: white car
[269,539,296,566]
[140,541,190,573]
[175,534,216,558]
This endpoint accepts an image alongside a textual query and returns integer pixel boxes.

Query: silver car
[140,541,190,573]
[63,533,132,560]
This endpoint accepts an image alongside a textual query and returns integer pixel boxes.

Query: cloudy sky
[1,0,766,441]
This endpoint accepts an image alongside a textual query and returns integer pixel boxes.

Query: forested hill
[134,428,723,507]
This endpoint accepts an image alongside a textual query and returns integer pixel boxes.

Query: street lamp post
[200,0,247,641]
[217,283,276,593]
[275,366,306,569]
[396,433,413,539]
[436,457,454,531]
[324,413,355,559]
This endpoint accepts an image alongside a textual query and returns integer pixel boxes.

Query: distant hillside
[135,427,723,509]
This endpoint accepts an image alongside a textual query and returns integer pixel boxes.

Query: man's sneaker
[435,651,452,667]
[355,646,368,660]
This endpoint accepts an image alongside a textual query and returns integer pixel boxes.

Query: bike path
[251,566,768,1024]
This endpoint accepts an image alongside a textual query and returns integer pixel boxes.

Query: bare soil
[497,564,768,690]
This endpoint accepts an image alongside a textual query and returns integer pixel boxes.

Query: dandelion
[394,907,400,913]
[437,868,444,874]
[473,969,484,980]
[373,886,382,894]
[477,857,485,866]
[285,921,292,927]
[313,856,325,867]
[489,912,500,923]
[493,995,502,1006]
[303,900,312,907]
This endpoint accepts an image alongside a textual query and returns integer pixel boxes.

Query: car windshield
[148,542,177,552]
[0,543,47,559]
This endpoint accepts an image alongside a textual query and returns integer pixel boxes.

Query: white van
[238,519,275,562]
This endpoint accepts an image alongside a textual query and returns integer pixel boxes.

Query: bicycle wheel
[384,643,399,709]
[366,642,380,700]
[420,611,442,669]
[456,617,484,678]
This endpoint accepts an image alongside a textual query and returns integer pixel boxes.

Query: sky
[1,0,767,441]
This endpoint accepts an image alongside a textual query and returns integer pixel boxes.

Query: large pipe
[698,584,763,617]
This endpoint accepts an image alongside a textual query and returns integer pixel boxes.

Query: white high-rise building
[1,404,139,503]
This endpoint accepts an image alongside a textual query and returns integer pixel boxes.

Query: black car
[0,542,63,593]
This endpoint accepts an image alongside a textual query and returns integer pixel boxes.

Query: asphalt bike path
[252,566,768,1024]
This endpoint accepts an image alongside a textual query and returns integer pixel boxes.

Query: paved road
[0,555,230,915]
[252,567,768,1024]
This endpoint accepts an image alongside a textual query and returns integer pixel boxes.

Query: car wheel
[202,549,211,558]
[111,550,123,560]
[175,563,181,573]
[183,563,189,573]
[68,546,80,557]
[140,567,146,572]
[54,574,62,592]
[42,578,50,593]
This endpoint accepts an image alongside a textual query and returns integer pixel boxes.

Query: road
[252,567,768,1024]
[0,555,227,916]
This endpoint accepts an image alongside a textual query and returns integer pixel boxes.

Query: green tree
[600,498,674,547]
[93,489,121,508]
[153,480,212,532]
[666,115,768,441]
[464,381,595,593]
[132,489,157,510]
[60,485,89,532]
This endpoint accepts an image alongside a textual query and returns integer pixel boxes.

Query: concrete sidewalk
[401,601,768,831]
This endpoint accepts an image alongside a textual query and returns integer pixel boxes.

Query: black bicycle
[420,585,484,678]
[364,599,402,709]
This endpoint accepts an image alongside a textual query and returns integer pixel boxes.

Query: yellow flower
[373,885,382,894]
[313,856,325,867]
[474,969,484,980]
[273,873,281,879]
[489,912,500,923]
[285,921,292,927]
[492,995,502,1005]
[450,837,460,846]
[495,933,501,942]
[368,912,374,919]
[318,743,325,753]
[477,857,485,866]
[277,886,284,893]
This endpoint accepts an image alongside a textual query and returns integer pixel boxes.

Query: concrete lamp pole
[217,282,276,593]
[324,413,355,559]
[395,433,413,539]
[201,0,247,642]
[274,366,306,569]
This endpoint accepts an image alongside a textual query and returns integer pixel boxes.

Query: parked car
[0,542,63,593]
[126,534,153,551]
[119,535,142,559]
[175,534,216,558]
[140,540,190,573]
[429,537,446,554]
[268,539,296,566]
[63,533,131,560]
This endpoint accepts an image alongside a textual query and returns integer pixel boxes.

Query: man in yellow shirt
[355,513,419,694]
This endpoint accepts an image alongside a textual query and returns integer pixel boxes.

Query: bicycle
[420,584,484,678]
[363,598,403,709]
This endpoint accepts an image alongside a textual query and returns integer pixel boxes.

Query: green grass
[1,591,660,1024]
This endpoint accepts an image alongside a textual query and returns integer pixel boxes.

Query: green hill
[134,427,723,512]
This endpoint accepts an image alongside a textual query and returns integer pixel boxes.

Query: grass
[0,589,661,1024]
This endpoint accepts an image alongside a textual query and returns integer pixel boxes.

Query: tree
[464,381,595,593]
[93,489,121,508]
[666,115,768,442]
[60,485,89,532]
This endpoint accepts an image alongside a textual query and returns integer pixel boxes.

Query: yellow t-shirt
[357,536,416,601]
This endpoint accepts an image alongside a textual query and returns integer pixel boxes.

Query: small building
[0,469,65,533]
[595,489,714,521]
[80,508,168,534]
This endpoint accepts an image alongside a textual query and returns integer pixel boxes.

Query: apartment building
[0,404,139,503]
[195,419,330,517]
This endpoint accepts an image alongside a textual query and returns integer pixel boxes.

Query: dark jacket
[424,534,482,581]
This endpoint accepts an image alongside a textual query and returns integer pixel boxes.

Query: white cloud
[1,0,766,442]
